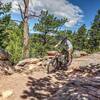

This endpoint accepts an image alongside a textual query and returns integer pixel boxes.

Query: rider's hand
[55,40,62,48]
[54,44,58,48]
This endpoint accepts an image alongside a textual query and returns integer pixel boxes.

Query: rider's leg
[66,49,72,66]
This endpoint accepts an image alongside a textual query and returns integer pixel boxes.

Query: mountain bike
[47,51,72,74]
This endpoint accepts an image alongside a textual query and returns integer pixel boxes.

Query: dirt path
[0,53,100,100]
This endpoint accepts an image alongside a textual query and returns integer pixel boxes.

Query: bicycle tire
[67,54,73,66]
[47,57,58,74]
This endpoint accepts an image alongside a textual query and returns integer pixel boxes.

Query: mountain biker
[55,36,73,68]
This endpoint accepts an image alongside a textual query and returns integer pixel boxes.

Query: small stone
[83,73,89,77]
[28,65,36,71]
[1,90,13,98]
[37,62,42,66]
[59,84,63,88]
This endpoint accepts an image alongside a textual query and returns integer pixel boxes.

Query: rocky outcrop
[14,53,57,74]
[0,48,13,75]
[14,58,46,73]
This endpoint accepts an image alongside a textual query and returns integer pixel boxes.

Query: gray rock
[73,50,88,58]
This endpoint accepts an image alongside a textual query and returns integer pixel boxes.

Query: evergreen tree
[34,11,67,45]
[5,21,23,63]
[88,10,100,52]
[0,2,11,48]
[30,33,56,57]
[74,24,87,50]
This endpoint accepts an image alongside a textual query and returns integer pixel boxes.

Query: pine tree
[5,21,23,63]
[88,10,100,52]
[0,2,11,48]
[74,24,87,50]
[34,11,67,45]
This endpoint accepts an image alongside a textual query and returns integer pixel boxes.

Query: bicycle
[46,37,73,74]
[47,50,72,74]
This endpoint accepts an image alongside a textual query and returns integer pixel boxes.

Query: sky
[2,0,100,32]
[69,0,100,31]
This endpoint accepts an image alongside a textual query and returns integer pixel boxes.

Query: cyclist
[55,36,73,68]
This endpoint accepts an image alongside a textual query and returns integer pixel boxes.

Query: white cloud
[30,0,83,27]
[1,0,83,27]
[11,1,19,12]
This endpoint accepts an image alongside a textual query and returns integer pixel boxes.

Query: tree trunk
[42,32,47,45]
[23,0,30,59]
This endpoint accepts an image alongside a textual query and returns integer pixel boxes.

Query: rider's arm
[54,37,66,48]
[54,40,62,48]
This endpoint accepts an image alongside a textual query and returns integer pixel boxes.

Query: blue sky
[10,0,100,33]
[69,0,100,30]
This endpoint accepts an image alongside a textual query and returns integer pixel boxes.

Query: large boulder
[14,58,41,72]
[0,60,13,75]
[47,51,59,56]
[14,57,49,74]
[0,48,11,60]
[16,58,40,66]
[73,50,88,58]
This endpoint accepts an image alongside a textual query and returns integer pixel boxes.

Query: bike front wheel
[47,58,58,74]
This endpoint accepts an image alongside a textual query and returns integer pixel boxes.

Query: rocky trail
[0,53,100,100]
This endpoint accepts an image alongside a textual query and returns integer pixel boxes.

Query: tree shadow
[48,64,100,100]
[20,71,69,100]
[75,63,100,76]
[20,63,100,100]
[52,71,68,81]
[48,76,100,100]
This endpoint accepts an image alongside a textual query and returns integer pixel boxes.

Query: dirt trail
[0,53,100,100]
